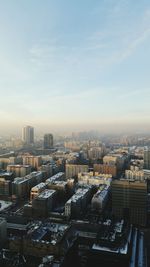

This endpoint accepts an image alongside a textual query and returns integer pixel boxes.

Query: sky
[0,0,150,134]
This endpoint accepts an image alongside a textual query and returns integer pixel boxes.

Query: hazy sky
[0,0,150,134]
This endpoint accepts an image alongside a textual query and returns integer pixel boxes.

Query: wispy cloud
[29,4,150,79]
[117,27,150,61]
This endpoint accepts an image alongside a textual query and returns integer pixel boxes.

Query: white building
[91,185,110,212]
[78,172,112,186]
[65,187,91,217]
[125,170,144,181]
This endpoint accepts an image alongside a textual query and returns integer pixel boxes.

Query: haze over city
[1,2,150,266]
[0,0,150,134]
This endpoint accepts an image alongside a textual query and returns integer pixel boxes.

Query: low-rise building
[9,221,71,257]
[78,172,112,186]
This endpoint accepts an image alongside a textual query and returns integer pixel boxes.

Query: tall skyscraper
[22,126,34,145]
[144,148,150,169]
[43,133,53,149]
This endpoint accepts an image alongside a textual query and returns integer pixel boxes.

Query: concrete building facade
[112,179,147,226]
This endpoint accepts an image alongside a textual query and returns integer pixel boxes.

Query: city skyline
[0,0,150,133]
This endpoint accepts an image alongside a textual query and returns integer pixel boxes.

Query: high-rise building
[144,148,150,169]
[112,179,147,226]
[23,156,42,170]
[22,126,34,145]
[43,133,53,149]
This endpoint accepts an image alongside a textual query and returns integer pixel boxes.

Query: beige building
[7,164,31,177]
[125,170,144,181]
[88,147,104,160]
[38,164,53,178]
[23,156,42,169]
[0,178,11,196]
[94,164,117,177]
[78,172,112,186]
[103,155,118,165]
[103,154,126,173]
[30,182,46,201]
[47,181,67,192]
[65,164,88,179]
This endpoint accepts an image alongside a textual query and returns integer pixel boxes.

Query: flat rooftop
[13,172,42,184]
[0,200,12,211]
[31,183,46,191]
[37,189,56,199]
[66,188,90,204]
[29,222,69,245]
[46,172,64,184]
[7,164,30,168]
[93,185,110,200]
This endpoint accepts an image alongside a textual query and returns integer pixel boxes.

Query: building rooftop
[0,217,6,223]
[0,171,13,176]
[50,181,67,186]
[66,188,90,204]
[37,189,56,199]
[31,183,46,191]
[119,178,147,184]
[92,219,132,255]
[78,172,112,179]
[7,164,30,168]
[93,185,110,201]
[46,172,64,184]
[143,169,150,174]
[0,200,12,211]
[27,221,69,245]
[13,171,42,185]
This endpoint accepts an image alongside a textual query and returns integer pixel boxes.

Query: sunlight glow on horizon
[0,0,150,133]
